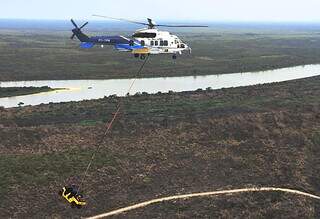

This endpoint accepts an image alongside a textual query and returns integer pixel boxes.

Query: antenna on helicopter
[92,15,208,29]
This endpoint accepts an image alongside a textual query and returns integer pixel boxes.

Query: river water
[1,64,319,108]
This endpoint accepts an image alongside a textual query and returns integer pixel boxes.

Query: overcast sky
[1,0,320,22]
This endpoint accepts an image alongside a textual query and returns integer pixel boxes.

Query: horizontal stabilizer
[80,42,95,49]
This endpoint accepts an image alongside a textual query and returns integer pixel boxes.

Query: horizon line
[1,17,320,24]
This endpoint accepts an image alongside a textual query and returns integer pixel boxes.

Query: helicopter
[71,15,208,59]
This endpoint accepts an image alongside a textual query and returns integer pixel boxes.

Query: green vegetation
[0,149,117,202]
[1,27,320,81]
[1,76,319,218]
[0,86,59,98]
[312,131,320,145]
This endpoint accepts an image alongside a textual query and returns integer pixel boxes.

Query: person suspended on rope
[60,55,149,210]
[59,185,87,208]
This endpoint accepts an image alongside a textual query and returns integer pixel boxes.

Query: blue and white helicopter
[71,16,208,59]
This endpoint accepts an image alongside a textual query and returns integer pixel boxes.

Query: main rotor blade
[92,14,149,26]
[71,19,79,28]
[156,24,209,28]
[80,22,89,29]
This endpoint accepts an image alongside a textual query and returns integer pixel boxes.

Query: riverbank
[0,86,60,98]
[1,75,319,218]
[1,27,320,81]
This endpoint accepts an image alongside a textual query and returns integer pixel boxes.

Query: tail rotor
[71,19,89,40]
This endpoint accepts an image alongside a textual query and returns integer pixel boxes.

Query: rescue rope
[77,56,150,194]
[86,187,320,218]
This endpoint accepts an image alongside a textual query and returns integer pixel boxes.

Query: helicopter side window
[164,40,168,46]
[160,40,164,46]
[132,33,157,38]
[155,41,159,46]
[151,41,154,46]
[141,40,145,46]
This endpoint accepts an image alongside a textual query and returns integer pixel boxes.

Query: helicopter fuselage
[130,28,189,55]
[71,20,192,59]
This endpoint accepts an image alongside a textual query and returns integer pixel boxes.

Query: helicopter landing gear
[172,54,177,60]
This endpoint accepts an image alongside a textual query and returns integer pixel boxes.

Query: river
[0,64,319,108]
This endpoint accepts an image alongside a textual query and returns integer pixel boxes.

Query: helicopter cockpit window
[160,40,164,46]
[141,40,145,46]
[132,32,157,38]
[164,40,168,46]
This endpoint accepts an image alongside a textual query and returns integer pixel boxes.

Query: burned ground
[0,76,320,218]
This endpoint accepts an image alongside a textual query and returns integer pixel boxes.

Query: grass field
[1,23,320,218]
[1,26,320,81]
[1,75,319,218]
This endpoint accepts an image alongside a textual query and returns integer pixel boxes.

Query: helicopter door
[175,40,179,48]
[141,40,145,46]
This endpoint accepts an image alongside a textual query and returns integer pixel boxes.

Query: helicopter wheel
[172,54,177,60]
[140,54,146,60]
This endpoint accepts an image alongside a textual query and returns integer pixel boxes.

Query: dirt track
[87,187,320,218]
